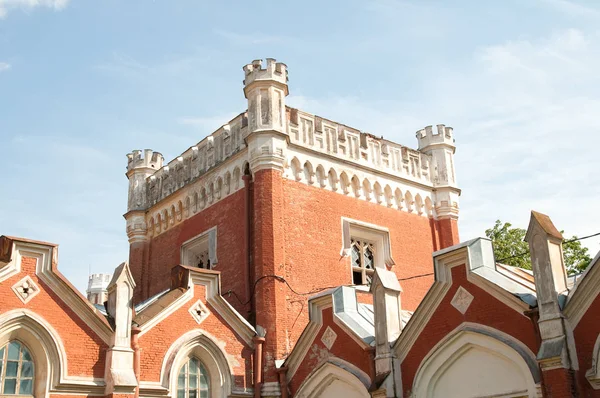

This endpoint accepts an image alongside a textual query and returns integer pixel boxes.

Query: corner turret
[86,273,111,305]
[125,149,163,244]
[243,58,289,173]
[416,124,459,222]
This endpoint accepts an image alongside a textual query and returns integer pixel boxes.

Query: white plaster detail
[284,150,440,219]
[8,238,113,345]
[341,217,395,268]
[0,309,106,397]
[147,154,247,238]
[295,362,370,398]
[159,329,237,398]
[11,275,40,304]
[180,226,218,269]
[412,330,539,398]
[450,286,474,315]
[188,299,210,325]
[321,326,337,350]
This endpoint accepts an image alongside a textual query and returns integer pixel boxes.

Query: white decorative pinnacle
[188,299,211,325]
[451,286,474,315]
[321,326,338,350]
[11,275,40,304]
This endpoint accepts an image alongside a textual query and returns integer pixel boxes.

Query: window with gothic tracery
[180,227,217,271]
[0,341,34,396]
[177,357,210,398]
[351,239,375,285]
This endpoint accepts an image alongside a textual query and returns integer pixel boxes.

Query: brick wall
[400,265,538,395]
[137,284,253,390]
[130,190,249,317]
[288,307,373,397]
[282,179,444,349]
[0,256,107,378]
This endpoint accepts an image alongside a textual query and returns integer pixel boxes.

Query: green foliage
[485,220,592,275]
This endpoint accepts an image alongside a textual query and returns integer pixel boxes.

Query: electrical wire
[223,232,599,305]
[496,231,600,263]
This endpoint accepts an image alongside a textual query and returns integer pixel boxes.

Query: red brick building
[1,59,598,397]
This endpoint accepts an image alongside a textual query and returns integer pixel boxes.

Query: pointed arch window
[0,341,34,396]
[177,357,210,398]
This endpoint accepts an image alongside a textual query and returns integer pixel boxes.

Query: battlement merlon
[416,124,455,154]
[243,58,289,98]
[126,149,164,176]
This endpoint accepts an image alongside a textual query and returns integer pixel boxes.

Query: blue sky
[1,0,599,292]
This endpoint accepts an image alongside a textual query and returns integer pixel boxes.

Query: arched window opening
[177,357,210,398]
[0,341,34,395]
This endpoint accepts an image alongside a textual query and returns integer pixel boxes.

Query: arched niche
[412,328,540,398]
[295,362,370,398]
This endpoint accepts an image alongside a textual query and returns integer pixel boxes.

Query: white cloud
[0,62,10,72]
[287,28,600,254]
[0,0,69,19]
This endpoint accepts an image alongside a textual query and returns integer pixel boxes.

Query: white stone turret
[525,211,572,370]
[243,58,289,174]
[104,262,137,394]
[125,149,163,243]
[371,268,403,397]
[86,273,111,305]
[416,125,459,219]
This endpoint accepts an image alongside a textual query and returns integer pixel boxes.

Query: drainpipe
[131,325,142,398]
[277,366,288,398]
[243,174,253,318]
[253,336,265,398]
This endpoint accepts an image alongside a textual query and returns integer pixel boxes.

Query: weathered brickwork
[288,307,374,397]
[400,265,538,395]
[0,256,107,378]
[137,285,253,389]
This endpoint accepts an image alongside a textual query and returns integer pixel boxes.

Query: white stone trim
[394,238,532,362]
[284,148,436,219]
[564,251,600,328]
[287,109,434,187]
[340,217,395,269]
[0,239,20,283]
[157,329,237,398]
[412,326,540,398]
[586,332,600,389]
[137,269,256,346]
[137,289,194,337]
[294,362,370,398]
[321,326,337,350]
[450,286,474,315]
[146,153,248,238]
[180,226,218,268]
[8,239,113,345]
[283,295,332,381]
[11,275,40,304]
[0,309,106,397]
[188,299,211,325]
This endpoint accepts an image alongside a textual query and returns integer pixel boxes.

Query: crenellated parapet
[126,149,164,174]
[124,58,462,243]
[416,124,454,153]
[287,108,436,186]
[146,115,247,208]
[243,58,288,97]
